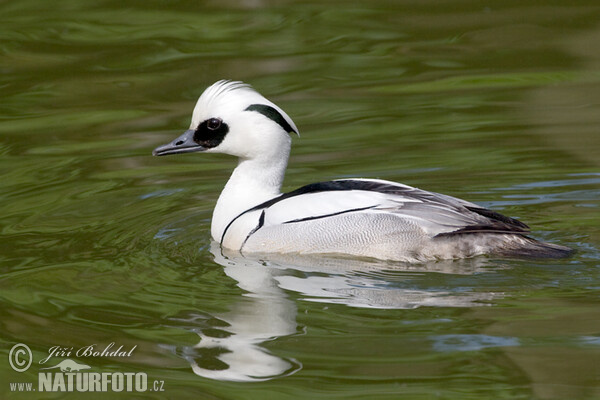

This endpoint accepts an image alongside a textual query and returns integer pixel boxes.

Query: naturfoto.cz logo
[8,343,165,393]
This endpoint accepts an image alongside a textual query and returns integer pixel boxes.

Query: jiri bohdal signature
[39,342,137,364]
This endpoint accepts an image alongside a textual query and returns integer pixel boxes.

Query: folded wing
[249,179,529,238]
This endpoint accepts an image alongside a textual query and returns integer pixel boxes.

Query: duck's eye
[207,118,222,131]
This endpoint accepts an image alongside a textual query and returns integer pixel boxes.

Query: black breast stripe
[221,208,256,245]
[240,210,266,250]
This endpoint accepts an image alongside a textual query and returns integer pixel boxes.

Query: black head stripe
[245,104,297,134]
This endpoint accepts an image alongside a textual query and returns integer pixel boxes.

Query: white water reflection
[176,250,301,382]
[181,243,501,381]
[249,252,499,309]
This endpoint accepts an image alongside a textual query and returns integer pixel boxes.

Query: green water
[2,1,600,399]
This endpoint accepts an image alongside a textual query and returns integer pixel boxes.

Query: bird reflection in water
[172,243,499,382]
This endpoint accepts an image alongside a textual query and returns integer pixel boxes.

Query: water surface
[1,1,600,399]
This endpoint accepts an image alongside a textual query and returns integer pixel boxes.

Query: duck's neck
[211,154,288,242]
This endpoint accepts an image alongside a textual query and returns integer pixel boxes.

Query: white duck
[153,80,572,262]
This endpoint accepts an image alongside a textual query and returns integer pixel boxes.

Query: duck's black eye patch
[245,104,297,134]
[194,118,229,148]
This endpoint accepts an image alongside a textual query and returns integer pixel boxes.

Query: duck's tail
[492,235,574,259]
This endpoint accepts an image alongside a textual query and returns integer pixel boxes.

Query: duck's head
[153,80,298,160]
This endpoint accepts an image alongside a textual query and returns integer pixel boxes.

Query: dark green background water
[2,1,600,399]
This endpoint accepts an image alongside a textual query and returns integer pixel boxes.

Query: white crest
[189,80,299,135]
